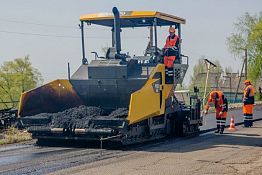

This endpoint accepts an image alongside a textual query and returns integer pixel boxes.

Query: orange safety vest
[164,35,179,68]
[206,91,227,118]
[243,84,255,105]
[164,35,179,48]
[206,91,224,109]
[243,85,255,97]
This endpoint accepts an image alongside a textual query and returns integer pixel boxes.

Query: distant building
[195,72,246,102]
[220,73,245,91]
[194,72,222,89]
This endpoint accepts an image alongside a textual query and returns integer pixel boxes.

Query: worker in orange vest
[243,79,255,127]
[205,91,228,134]
[163,26,180,84]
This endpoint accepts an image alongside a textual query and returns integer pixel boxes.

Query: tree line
[227,12,262,85]
[0,56,42,109]
[189,12,262,100]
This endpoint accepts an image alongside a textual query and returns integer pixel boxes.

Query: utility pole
[229,75,232,102]
[244,48,248,80]
[234,59,245,103]
[233,47,247,103]
[223,75,232,103]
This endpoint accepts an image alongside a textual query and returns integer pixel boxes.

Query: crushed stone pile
[24,106,129,129]
[109,108,128,118]
[51,105,105,128]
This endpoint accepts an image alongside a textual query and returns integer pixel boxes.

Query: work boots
[214,125,220,133]
[244,120,253,127]
[220,125,225,134]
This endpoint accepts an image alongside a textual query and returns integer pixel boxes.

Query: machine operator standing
[243,79,255,127]
[163,26,180,84]
[205,91,228,134]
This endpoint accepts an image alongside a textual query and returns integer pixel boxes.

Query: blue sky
[0,0,261,85]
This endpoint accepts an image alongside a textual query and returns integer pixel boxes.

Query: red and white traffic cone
[228,115,237,131]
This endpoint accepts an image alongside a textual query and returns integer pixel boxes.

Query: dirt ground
[51,121,262,175]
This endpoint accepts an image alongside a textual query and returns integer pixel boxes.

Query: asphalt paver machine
[19,7,202,145]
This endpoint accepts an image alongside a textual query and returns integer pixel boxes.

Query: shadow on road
[36,139,123,150]
[134,132,262,153]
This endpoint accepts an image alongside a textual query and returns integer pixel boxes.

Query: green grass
[0,127,32,145]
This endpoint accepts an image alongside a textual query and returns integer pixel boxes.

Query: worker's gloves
[243,97,248,103]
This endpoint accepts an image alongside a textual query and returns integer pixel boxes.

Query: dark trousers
[165,67,174,84]
[243,114,253,127]
[216,117,226,131]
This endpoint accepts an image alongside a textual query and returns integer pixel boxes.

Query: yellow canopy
[80,11,185,27]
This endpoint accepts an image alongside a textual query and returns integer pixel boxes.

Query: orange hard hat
[169,26,175,33]
[245,79,250,84]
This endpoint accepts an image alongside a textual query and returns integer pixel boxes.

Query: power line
[0,30,113,39]
[0,18,109,31]
[0,30,147,40]
[0,18,74,29]
[0,30,79,38]
[0,18,152,32]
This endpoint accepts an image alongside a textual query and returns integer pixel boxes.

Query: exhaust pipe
[112,7,121,54]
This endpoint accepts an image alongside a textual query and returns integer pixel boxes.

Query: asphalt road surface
[0,107,261,175]
[200,104,262,131]
[52,120,262,175]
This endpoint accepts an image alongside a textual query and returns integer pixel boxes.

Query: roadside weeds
[0,126,32,145]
